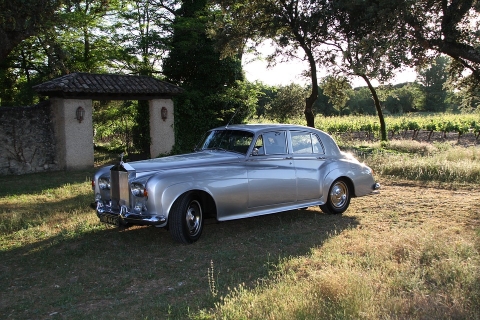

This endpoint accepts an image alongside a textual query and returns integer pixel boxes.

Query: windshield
[199,130,254,155]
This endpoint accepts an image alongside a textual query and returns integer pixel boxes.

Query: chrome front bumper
[96,202,167,227]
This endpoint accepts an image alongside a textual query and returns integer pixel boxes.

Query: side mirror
[252,148,259,156]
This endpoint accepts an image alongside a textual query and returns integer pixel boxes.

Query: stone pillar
[149,99,175,157]
[51,98,94,170]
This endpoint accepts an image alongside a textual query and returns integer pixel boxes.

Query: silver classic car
[93,124,380,244]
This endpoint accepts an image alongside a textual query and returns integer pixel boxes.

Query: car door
[246,130,297,208]
[290,131,325,201]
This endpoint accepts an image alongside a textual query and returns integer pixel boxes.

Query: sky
[242,43,418,88]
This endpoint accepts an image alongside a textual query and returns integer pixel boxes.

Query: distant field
[253,113,480,143]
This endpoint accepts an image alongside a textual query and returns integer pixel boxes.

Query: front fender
[145,166,249,220]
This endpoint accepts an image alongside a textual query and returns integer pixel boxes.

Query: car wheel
[170,192,204,244]
[320,179,351,214]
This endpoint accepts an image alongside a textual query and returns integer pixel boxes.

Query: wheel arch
[323,169,356,199]
[168,189,217,222]
[191,189,217,219]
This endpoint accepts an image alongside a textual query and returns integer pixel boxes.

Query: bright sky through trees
[242,42,417,88]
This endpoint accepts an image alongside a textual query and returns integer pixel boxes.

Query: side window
[291,131,325,154]
[264,131,287,154]
[291,131,313,154]
[253,131,287,155]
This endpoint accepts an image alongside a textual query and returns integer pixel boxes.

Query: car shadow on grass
[0,208,358,319]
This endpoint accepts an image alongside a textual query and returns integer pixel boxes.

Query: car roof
[210,123,341,156]
[213,123,321,134]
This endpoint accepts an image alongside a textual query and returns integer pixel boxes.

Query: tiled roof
[33,73,183,98]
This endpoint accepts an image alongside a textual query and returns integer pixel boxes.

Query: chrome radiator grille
[110,162,135,210]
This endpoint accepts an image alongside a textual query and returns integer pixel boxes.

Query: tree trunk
[304,96,315,128]
[304,50,318,128]
[361,74,387,141]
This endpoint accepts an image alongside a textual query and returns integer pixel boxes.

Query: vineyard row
[313,114,480,140]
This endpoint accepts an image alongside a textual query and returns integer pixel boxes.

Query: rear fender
[322,167,355,199]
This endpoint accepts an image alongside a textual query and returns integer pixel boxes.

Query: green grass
[1,139,479,319]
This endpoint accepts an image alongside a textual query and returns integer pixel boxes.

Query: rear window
[291,131,325,154]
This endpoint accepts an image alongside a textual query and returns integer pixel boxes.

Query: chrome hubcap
[186,200,202,236]
[330,181,348,209]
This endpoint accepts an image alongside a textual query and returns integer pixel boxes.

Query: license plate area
[99,214,119,226]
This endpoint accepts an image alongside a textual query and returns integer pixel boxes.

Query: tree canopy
[0,0,63,61]
[0,0,479,150]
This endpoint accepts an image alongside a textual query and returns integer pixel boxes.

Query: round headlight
[131,183,147,197]
[98,177,110,190]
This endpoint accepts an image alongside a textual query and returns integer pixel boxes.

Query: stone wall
[0,101,58,175]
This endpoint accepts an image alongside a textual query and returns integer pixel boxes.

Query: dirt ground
[348,178,480,230]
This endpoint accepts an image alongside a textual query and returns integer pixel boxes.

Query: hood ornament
[119,152,125,164]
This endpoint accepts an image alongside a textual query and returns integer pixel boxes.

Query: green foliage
[344,87,376,115]
[131,100,151,155]
[264,83,307,122]
[417,56,450,112]
[381,82,426,114]
[253,82,278,118]
[314,86,337,116]
[112,0,174,75]
[0,0,62,61]
[446,58,480,113]
[320,75,353,115]
[0,0,119,105]
[164,0,255,153]
[93,100,136,152]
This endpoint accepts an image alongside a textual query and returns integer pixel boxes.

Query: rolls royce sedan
[92,124,380,244]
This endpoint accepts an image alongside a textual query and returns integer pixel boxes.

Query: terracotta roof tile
[33,73,183,98]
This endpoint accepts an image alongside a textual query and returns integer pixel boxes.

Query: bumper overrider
[96,201,167,227]
[372,182,381,194]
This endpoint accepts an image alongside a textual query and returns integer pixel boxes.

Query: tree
[111,0,177,155]
[314,85,337,116]
[163,0,252,152]
[446,60,480,112]
[394,0,480,81]
[318,0,412,141]
[320,75,352,116]
[0,0,62,62]
[266,83,307,122]
[417,56,449,112]
[381,83,425,114]
[0,0,117,105]
[346,87,377,115]
[112,0,176,75]
[213,0,334,127]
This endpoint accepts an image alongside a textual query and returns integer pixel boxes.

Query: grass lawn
[0,140,479,319]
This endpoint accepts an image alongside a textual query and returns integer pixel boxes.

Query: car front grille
[110,167,130,210]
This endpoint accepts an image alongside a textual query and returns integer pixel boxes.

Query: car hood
[124,151,244,173]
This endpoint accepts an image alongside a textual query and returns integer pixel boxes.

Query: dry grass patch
[198,181,480,320]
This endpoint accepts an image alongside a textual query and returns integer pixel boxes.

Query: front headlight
[131,183,147,197]
[98,177,111,190]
